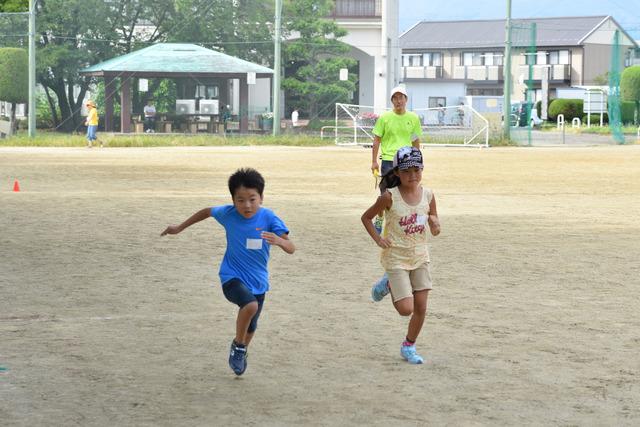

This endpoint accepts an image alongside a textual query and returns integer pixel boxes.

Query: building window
[462,52,483,66]
[402,54,422,67]
[196,85,219,99]
[463,52,502,66]
[536,52,547,65]
[421,52,442,66]
[548,50,570,65]
[483,52,504,66]
[428,97,446,108]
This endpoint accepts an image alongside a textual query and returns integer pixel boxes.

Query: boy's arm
[260,232,295,254]
[361,192,392,248]
[161,207,211,236]
[428,195,440,236]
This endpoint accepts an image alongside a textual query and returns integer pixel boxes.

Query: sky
[398,0,640,39]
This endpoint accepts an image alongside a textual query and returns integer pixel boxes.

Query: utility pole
[502,0,512,141]
[272,0,282,136]
[28,0,36,137]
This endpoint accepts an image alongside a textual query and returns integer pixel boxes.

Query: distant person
[371,86,422,190]
[456,102,465,126]
[84,99,101,148]
[143,99,156,133]
[361,147,440,364]
[220,104,231,133]
[161,168,295,376]
[437,104,445,126]
[291,107,299,128]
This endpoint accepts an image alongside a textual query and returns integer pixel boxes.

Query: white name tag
[246,238,263,250]
[416,214,427,225]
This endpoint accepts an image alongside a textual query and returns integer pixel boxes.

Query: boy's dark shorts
[222,278,265,333]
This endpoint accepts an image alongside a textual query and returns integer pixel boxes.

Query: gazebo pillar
[120,76,131,133]
[104,75,117,132]
[239,75,248,133]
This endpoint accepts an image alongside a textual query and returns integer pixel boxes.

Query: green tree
[0,0,28,12]
[620,65,640,125]
[1,0,276,132]
[167,0,274,65]
[0,47,28,133]
[282,0,356,119]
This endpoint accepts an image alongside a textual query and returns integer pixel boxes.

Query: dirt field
[1,145,639,426]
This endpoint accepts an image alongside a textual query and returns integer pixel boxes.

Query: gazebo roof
[80,43,273,77]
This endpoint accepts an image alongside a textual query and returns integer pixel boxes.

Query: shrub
[621,66,640,124]
[582,113,608,125]
[620,101,636,124]
[548,99,583,121]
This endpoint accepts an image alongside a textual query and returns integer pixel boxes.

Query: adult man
[371,86,422,182]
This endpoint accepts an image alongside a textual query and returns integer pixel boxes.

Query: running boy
[361,147,440,364]
[161,168,295,375]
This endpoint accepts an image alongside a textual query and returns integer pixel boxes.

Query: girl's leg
[406,289,429,341]
[393,296,414,317]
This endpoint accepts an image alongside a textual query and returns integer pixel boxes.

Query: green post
[28,0,36,137]
[502,0,512,141]
[272,0,282,136]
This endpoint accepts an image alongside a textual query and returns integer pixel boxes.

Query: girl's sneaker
[371,273,390,302]
[400,343,424,364]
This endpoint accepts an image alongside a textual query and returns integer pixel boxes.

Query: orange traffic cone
[13,180,20,192]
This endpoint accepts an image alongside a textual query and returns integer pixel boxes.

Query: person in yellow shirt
[84,100,101,148]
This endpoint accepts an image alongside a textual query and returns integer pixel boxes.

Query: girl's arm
[428,195,440,236]
[161,207,211,236]
[261,232,295,254]
[361,192,392,248]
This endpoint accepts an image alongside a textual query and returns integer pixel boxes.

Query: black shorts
[222,278,265,333]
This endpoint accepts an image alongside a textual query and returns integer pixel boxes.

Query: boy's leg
[222,279,258,375]
[235,302,258,345]
[243,293,265,347]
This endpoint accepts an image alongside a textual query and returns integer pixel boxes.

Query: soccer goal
[324,103,489,148]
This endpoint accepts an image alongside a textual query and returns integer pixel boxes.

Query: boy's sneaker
[229,341,247,375]
[371,273,390,302]
[400,343,424,364]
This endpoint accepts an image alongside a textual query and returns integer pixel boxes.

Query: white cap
[390,86,408,100]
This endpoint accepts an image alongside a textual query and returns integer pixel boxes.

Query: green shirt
[372,111,422,161]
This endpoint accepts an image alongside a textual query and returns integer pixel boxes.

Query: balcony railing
[330,0,382,18]
[453,65,504,81]
[518,64,571,81]
[402,66,443,79]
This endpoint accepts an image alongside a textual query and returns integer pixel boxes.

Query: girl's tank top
[381,186,432,270]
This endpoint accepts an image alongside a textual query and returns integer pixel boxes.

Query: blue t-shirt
[211,205,289,294]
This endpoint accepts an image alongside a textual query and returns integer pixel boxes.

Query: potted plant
[261,111,274,130]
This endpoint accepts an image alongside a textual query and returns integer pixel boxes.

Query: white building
[332,0,400,110]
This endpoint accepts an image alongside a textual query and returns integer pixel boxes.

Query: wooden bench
[281,119,310,130]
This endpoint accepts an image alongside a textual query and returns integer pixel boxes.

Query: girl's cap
[392,146,424,170]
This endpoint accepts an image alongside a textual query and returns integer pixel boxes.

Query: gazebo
[79,43,274,133]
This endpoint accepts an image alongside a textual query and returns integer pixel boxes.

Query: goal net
[328,103,488,147]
